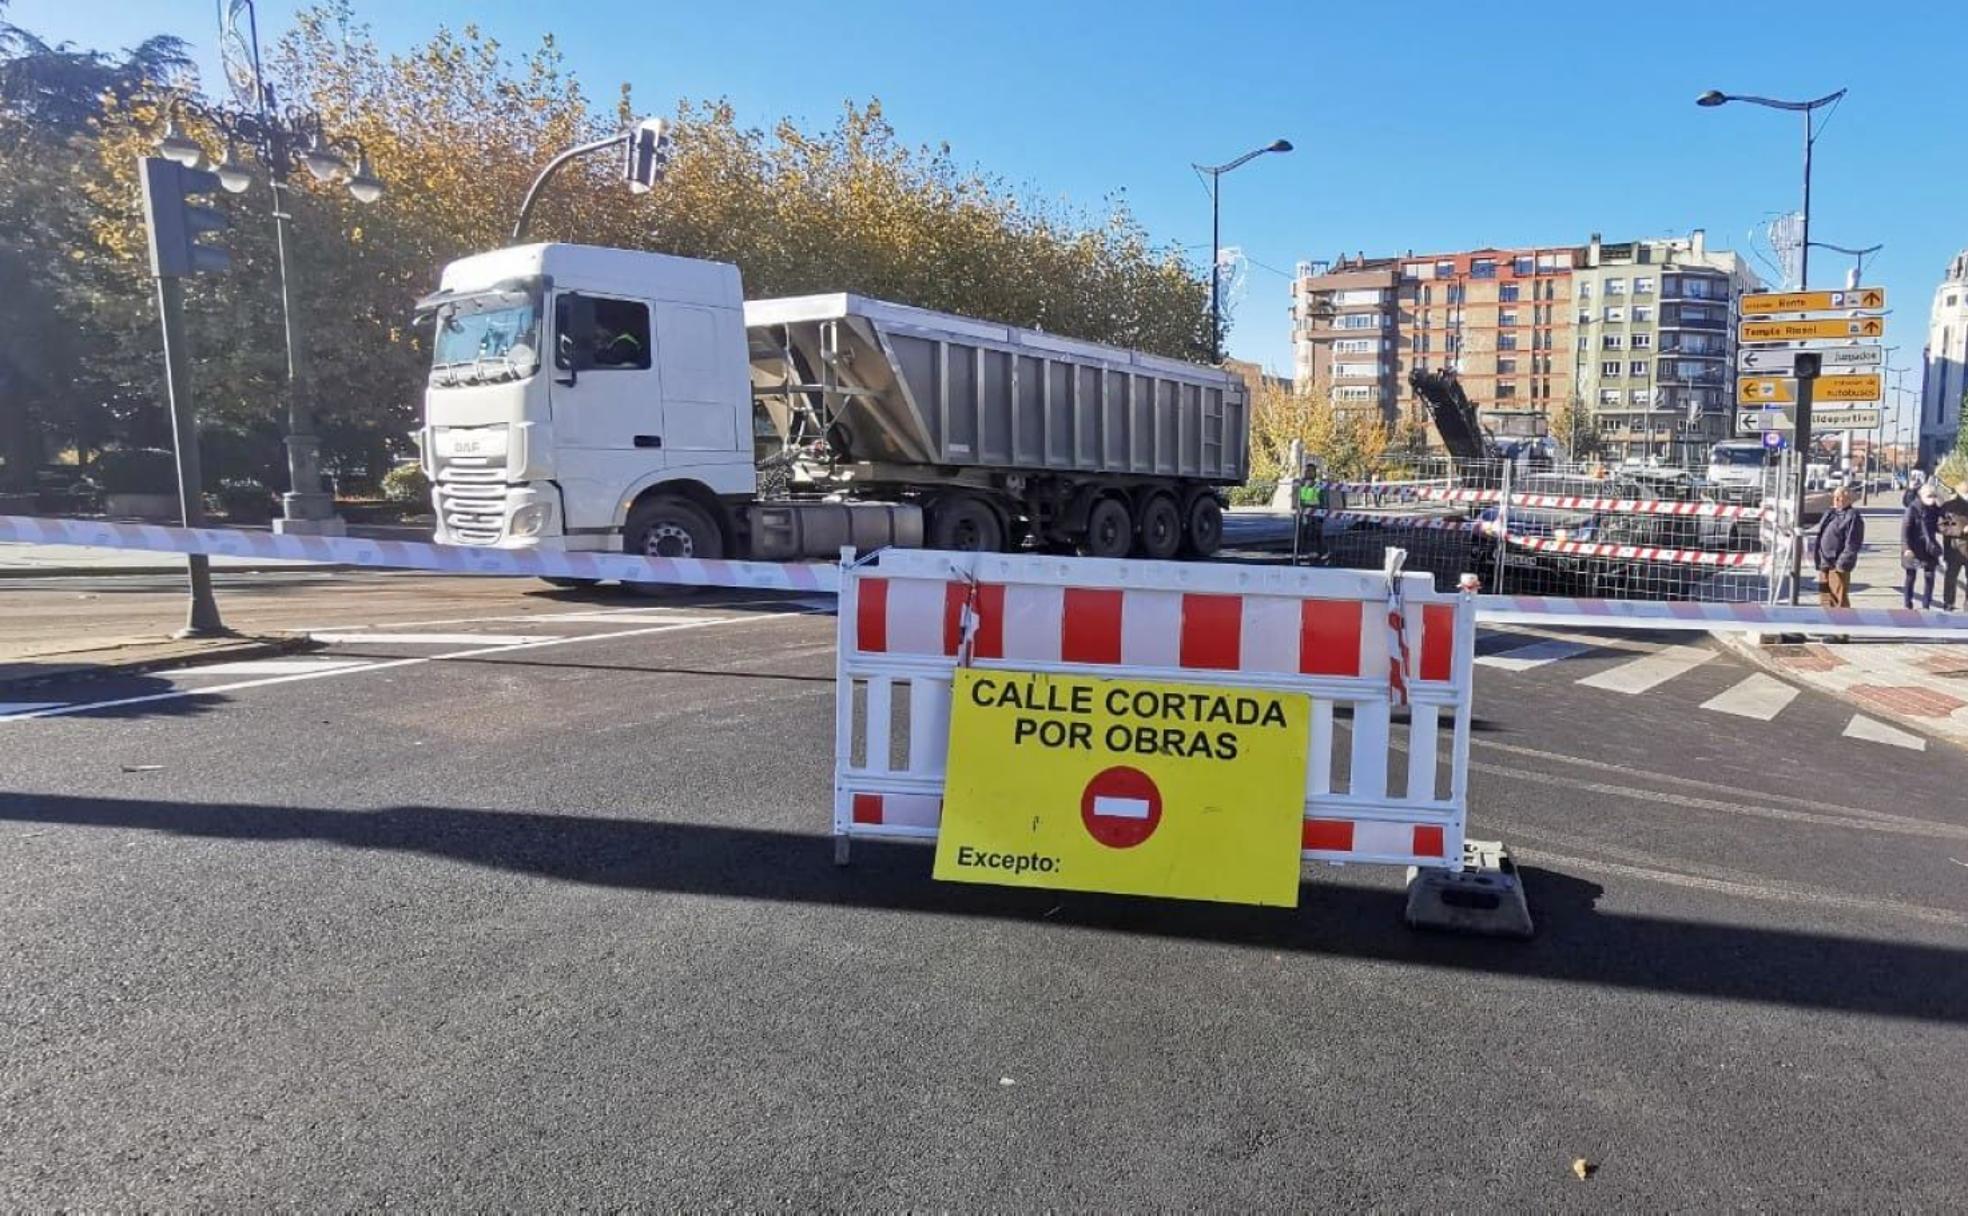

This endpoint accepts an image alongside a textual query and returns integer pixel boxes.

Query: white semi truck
[415,243,1249,578]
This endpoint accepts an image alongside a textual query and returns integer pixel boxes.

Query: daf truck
[415,243,1249,578]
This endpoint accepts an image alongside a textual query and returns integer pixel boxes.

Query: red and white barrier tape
[1476,594,1968,638]
[1311,509,1483,533]
[1410,485,1773,520]
[1491,531,1769,569]
[0,515,838,593]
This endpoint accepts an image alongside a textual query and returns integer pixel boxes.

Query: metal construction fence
[1289,452,1803,605]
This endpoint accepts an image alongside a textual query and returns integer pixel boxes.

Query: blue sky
[13,0,1963,430]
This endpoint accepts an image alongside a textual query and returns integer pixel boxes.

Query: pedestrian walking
[1938,487,1968,611]
[1901,480,1945,609]
[1812,485,1864,609]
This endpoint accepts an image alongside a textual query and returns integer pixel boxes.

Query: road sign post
[1787,352,1821,607]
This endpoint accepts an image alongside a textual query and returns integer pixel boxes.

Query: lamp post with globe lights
[154,70,384,534]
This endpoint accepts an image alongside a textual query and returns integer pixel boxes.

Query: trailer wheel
[1179,494,1224,558]
[1078,497,1134,559]
[926,496,1003,552]
[623,496,722,596]
[1134,494,1182,560]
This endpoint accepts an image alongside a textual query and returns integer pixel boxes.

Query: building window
[1497,358,1518,374]
[1604,306,1625,322]
[1635,277,1655,295]
[1497,382,1518,399]
[1435,260,1454,278]
[1577,335,1589,351]
[1577,309,1592,325]
[1630,360,1648,378]
[1497,332,1519,351]
[1402,262,1428,281]
[1499,310,1519,326]
[1633,305,1653,323]
[1499,283,1521,302]
[1630,333,1652,350]
[1513,255,1534,276]
[1602,361,1622,377]
[1471,258,1496,278]
[1630,389,1651,405]
[1600,389,1622,406]
[1602,334,1623,349]
[1538,251,1571,271]
[1605,278,1627,296]
[1579,281,1592,300]
[1420,284,1433,305]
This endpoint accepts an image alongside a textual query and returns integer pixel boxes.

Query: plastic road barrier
[833,547,1477,905]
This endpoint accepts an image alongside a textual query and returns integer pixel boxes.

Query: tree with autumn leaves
[1,2,1211,493]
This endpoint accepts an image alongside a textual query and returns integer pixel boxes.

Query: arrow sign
[1737,376,1796,404]
[1740,286,1887,315]
[1737,407,1882,434]
[1739,317,1885,343]
[1736,345,1883,374]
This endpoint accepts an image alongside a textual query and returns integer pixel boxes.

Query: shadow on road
[0,668,224,720]
[5,792,1964,1023]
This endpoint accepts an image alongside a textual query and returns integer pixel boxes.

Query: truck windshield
[431,286,541,386]
[1709,446,1768,467]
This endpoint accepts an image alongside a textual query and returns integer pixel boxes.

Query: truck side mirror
[555,293,597,385]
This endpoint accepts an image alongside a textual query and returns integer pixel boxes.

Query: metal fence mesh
[1289,451,1794,603]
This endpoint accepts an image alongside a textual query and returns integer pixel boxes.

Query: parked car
[1471,473,1707,599]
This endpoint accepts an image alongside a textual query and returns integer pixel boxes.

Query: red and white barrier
[1476,594,1968,638]
[1409,486,1772,520]
[835,548,1477,870]
[0,514,835,593]
[1490,530,1770,569]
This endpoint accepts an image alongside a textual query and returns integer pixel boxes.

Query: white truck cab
[419,243,752,552]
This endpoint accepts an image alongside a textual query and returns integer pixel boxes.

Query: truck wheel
[1179,494,1224,558]
[1134,494,1182,560]
[623,497,722,596]
[1078,497,1133,559]
[927,496,1003,552]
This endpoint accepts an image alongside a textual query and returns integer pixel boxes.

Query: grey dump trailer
[747,293,1249,558]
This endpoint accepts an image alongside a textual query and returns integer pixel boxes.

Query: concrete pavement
[3,575,1966,1207]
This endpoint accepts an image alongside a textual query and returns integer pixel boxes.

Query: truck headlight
[509,502,553,537]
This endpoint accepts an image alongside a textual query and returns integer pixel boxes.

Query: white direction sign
[1738,408,1883,435]
[1736,345,1884,375]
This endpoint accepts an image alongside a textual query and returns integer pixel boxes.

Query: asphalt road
[3,573,1967,1207]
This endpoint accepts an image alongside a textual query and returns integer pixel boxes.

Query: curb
[1712,630,1968,751]
[0,633,319,692]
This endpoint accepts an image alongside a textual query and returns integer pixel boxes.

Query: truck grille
[436,459,506,544]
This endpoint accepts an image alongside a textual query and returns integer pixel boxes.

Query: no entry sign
[933,669,1309,905]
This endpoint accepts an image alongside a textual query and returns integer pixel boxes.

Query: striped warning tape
[0,514,838,593]
[1474,593,1968,638]
[1410,485,1773,520]
[1309,510,1767,568]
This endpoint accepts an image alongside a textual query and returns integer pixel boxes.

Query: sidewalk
[0,520,431,577]
[1722,504,1968,749]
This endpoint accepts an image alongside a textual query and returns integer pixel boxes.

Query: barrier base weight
[1404,840,1534,940]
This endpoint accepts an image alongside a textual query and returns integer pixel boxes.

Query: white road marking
[0,701,66,717]
[1698,673,1801,721]
[1474,638,1597,671]
[1842,714,1927,751]
[1574,643,1714,694]
[0,616,771,723]
[305,632,544,646]
[502,612,722,625]
[176,658,375,677]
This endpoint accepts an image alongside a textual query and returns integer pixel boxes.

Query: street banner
[934,669,1309,906]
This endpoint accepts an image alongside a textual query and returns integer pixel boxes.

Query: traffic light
[140,156,232,278]
[625,117,674,194]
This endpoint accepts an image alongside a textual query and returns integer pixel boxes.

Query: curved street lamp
[1194,139,1292,363]
[154,91,384,536]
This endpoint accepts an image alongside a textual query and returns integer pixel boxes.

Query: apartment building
[1918,249,1968,468]
[1571,231,1761,463]
[1292,232,1759,458]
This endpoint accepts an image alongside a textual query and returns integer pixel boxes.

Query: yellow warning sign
[934,669,1310,906]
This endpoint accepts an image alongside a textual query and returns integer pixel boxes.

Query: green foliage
[379,461,429,503]
[92,447,177,494]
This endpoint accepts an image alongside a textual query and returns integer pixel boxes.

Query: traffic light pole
[1787,353,1821,607]
[153,275,229,638]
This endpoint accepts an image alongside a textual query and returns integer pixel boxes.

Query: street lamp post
[156,9,383,536]
[1194,139,1291,363]
[1697,86,1846,604]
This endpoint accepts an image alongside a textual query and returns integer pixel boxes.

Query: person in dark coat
[1938,488,1968,611]
[1901,481,1945,609]
[1812,486,1864,608]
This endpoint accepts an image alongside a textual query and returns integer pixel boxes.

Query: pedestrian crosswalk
[1473,625,1931,749]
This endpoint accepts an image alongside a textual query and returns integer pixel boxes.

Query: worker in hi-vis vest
[1296,457,1327,563]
